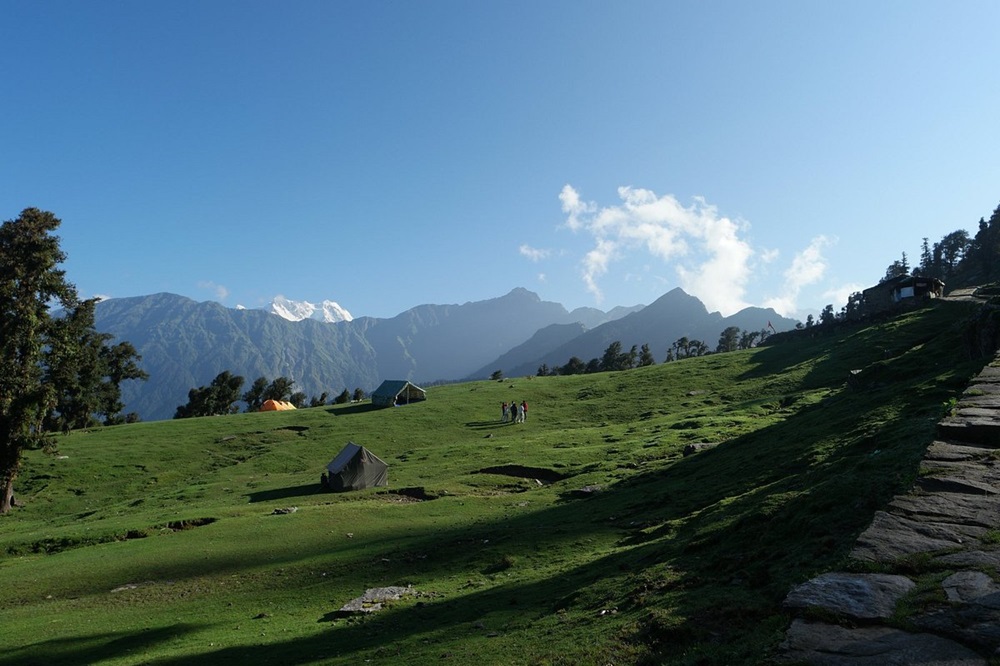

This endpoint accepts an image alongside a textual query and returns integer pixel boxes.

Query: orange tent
[260,399,296,412]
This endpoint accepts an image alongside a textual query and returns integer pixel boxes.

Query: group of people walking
[501,401,528,424]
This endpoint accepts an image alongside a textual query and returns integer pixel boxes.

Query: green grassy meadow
[0,299,992,665]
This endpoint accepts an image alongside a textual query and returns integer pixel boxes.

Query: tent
[260,399,296,412]
[371,380,426,408]
[323,442,388,492]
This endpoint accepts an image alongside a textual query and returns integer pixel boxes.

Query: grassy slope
[0,299,991,665]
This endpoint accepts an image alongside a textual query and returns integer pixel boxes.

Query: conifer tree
[0,209,143,512]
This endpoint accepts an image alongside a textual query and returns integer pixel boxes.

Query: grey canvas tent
[371,380,426,408]
[323,442,388,492]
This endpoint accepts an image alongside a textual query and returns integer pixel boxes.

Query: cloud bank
[519,244,550,262]
[762,236,831,316]
[559,185,754,314]
[554,185,835,318]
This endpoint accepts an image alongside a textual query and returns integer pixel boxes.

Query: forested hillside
[883,201,1000,286]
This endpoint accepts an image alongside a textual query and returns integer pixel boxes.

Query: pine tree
[0,209,142,512]
[638,344,656,367]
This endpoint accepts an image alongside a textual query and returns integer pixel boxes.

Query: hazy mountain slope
[94,287,771,421]
[94,288,622,421]
[468,322,588,380]
[498,288,798,376]
[95,294,378,421]
[567,304,645,329]
[347,288,601,383]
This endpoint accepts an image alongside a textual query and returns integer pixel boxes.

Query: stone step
[779,620,986,665]
[925,439,1000,461]
[889,490,1000,526]
[916,475,998,496]
[938,414,1000,446]
[783,573,914,621]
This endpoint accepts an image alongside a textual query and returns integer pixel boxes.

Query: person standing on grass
[501,401,508,422]
[521,401,528,422]
[516,401,525,423]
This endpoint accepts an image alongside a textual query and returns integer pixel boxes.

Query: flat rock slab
[925,440,998,462]
[956,394,1000,409]
[942,571,1000,603]
[956,407,1000,420]
[888,491,1000,528]
[918,455,1000,481]
[852,511,979,562]
[777,619,986,665]
[783,573,915,621]
[338,586,414,615]
[912,600,1000,653]
[938,415,1000,446]
[916,469,1000,497]
[964,380,1000,393]
[934,548,1000,569]
[965,366,1000,384]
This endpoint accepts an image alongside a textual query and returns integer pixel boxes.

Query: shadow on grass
[326,403,379,416]
[464,419,518,430]
[246,483,323,503]
[741,300,986,390]
[0,624,202,666]
[84,411,875,666]
[11,380,975,665]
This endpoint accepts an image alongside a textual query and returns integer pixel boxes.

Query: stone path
[776,362,1000,664]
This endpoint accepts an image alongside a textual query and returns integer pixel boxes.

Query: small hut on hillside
[371,380,426,408]
[861,274,945,314]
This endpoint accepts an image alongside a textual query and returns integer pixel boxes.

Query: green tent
[324,442,388,492]
[371,380,425,408]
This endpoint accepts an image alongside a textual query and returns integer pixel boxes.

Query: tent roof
[327,442,387,474]
[327,442,362,473]
[371,380,423,398]
[260,399,296,411]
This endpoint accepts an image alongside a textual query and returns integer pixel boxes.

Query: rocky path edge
[775,362,1000,665]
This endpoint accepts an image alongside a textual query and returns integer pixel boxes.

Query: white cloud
[822,282,866,311]
[559,185,754,314]
[198,281,230,301]
[559,184,594,232]
[762,236,832,316]
[582,238,619,302]
[760,248,780,264]
[519,244,551,262]
[786,236,829,285]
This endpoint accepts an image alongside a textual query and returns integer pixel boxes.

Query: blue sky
[3,1,999,319]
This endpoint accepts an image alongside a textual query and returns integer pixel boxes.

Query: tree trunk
[0,470,15,514]
[0,429,20,514]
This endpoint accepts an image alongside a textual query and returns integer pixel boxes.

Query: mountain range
[94,288,797,422]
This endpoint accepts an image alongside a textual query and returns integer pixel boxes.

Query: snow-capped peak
[267,295,353,323]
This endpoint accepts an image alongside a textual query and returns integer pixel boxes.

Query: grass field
[0,299,992,665]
